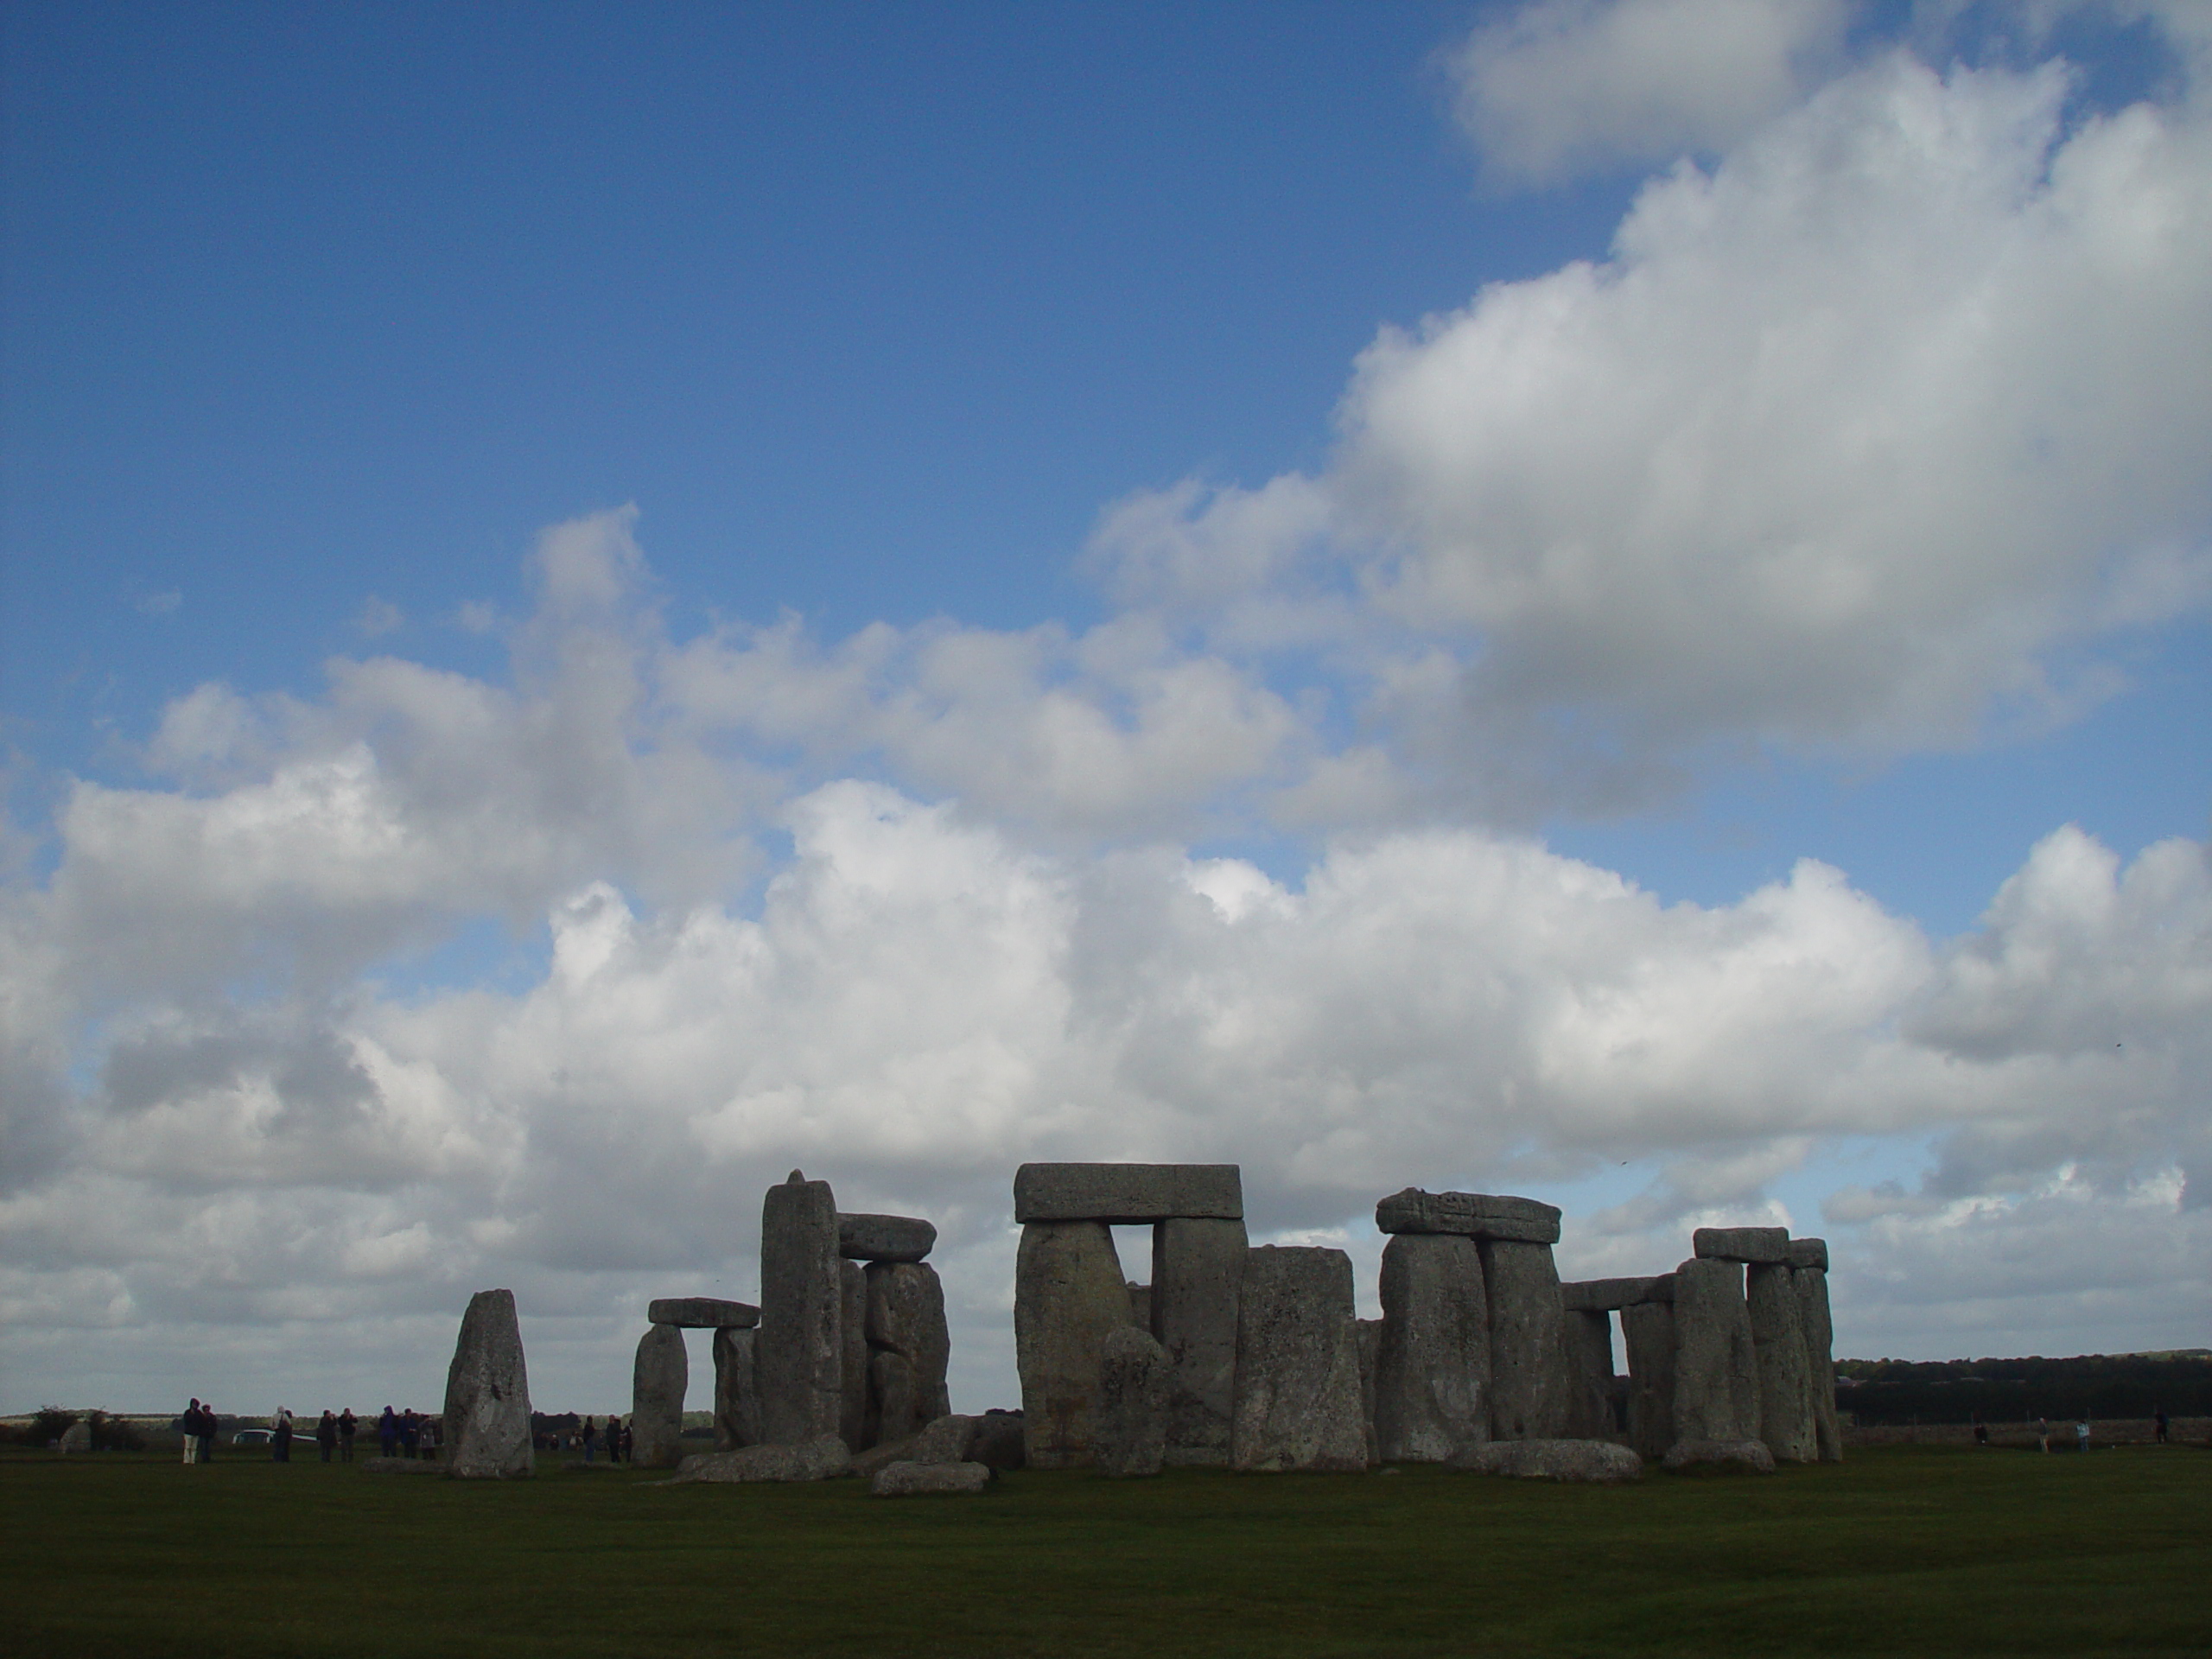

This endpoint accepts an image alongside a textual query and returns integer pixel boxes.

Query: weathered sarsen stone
[867,1262,953,1443]
[1230,1246,1369,1472]
[1376,1190,1561,1245]
[1015,1219,1136,1467]
[1693,1226,1790,1264]
[1149,1215,1247,1465]
[1746,1262,1818,1463]
[838,1213,936,1263]
[631,1323,689,1469]
[870,1459,992,1497]
[1448,1439,1643,1483]
[1014,1162,1243,1224]
[647,1298,759,1329]
[673,1436,850,1483]
[712,1326,760,1450]
[1662,1438,1777,1473]
[1620,1297,1678,1461]
[1095,1325,1170,1477]
[1671,1258,1759,1446]
[1374,1233,1490,1463]
[1560,1276,1673,1312]
[442,1287,534,1479]
[1793,1251,1843,1463]
[758,1172,844,1445]
[840,1260,869,1451]
[1479,1238,1574,1440]
[1562,1307,1618,1439]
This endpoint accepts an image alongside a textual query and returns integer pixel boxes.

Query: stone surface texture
[866,1261,952,1443]
[630,1323,689,1469]
[1014,1162,1243,1224]
[1094,1325,1170,1477]
[758,1173,845,1445]
[1563,1307,1619,1439]
[1376,1189,1561,1245]
[837,1213,937,1262]
[672,1436,851,1483]
[1559,1276,1671,1312]
[1795,1266,1844,1463]
[1670,1258,1760,1446]
[1356,1318,1382,1466]
[1230,1246,1370,1473]
[1014,1220,1136,1467]
[442,1287,534,1479]
[646,1297,759,1329]
[1448,1439,1643,1483]
[840,1260,869,1451]
[1662,1438,1777,1473]
[1374,1233,1490,1463]
[1746,1262,1818,1463]
[1126,1282,1151,1330]
[1692,1226,1790,1263]
[969,1411,1027,1471]
[906,1412,982,1465]
[1620,1300,1678,1461]
[1478,1238,1574,1440]
[1786,1236,1829,1272]
[870,1459,993,1497]
[712,1326,760,1451]
[1148,1215,1248,1466]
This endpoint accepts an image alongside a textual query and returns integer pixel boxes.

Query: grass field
[4,1444,2209,1656]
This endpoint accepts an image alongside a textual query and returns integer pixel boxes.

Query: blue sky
[3,1,2209,1414]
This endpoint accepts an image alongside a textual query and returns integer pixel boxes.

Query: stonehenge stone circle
[442,1287,534,1478]
[837,1212,936,1263]
[1747,1262,1819,1462]
[1374,1232,1490,1462]
[1014,1161,1243,1223]
[1693,1226,1790,1264]
[1478,1237,1575,1441]
[1449,1439,1643,1483]
[1095,1324,1171,1477]
[758,1171,844,1445]
[871,1459,993,1497]
[1671,1258,1761,1446]
[840,1260,870,1451]
[1794,1250,1843,1462]
[647,1297,759,1329]
[631,1322,690,1469]
[1150,1215,1248,1465]
[1015,1218,1137,1467]
[712,1326,760,1450]
[672,1435,851,1483]
[1230,1245,1369,1473]
[1376,1188,1561,1245]
[1620,1297,1678,1461]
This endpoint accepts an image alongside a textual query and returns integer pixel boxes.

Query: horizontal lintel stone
[1014,1163,1243,1224]
[1692,1227,1791,1264]
[1559,1275,1673,1312]
[1786,1237,1828,1272]
[838,1213,937,1262]
[1374,1189,1561,1244]
[647,1297,760,1329]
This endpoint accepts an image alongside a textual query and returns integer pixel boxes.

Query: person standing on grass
[402,1408,420,1459]
[338,1407,356,1461]
[607,1415,623,1464]
[316,1410,337,1463]
[199,1402,218,1463]
[272,1408,294,1463]
[583,1416,600,1461]
[2154,1407,2169,1444]
[2037,1416,2050,1452]
[179,1399,201,1464]
[378,1405,397,1459]
[2075,1418,2091,1452]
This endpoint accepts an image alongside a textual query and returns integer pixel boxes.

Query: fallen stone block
[1376,1189,1561,1246]
[1230,1245,1369,1472]
[646,1297,760,1329]
[838,1213,936,1263]
[870,1459,993,1497]
[1662,1438,1777,1473]
[1014,1162,1243,1224]
[1560,1276,1672,1312]
[969,1410,1027,1471]
[1691,1226,1789,1263]
[1449,1439,1643,1483]
[672,1436,852,1483]
[1095,1325,1169,1477]
[442,1287,534,1479]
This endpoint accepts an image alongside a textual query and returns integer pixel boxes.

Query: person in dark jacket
[272,1408,294,1462]
[315,1410,338,1463]
[338,1408,357,1461]
[378,1405,398,1459]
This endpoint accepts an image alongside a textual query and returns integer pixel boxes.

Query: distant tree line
[1834,1352,2212,1424]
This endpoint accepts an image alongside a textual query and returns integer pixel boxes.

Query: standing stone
[1149,1216,1247,1466]
[1563,1307,1618,1439]
[758,1171,843,1446]
[1015,1220,1135,1468]
[1356,1318,1382,1466]
[1746,1262,1818,1462]
[1793,1255,1843,1463]
[1095,1325,1170,1477]
[1671,1257,1759,1446]
[1374,1233,1490,1463]
[1478,1239,1574,1441]
[868,1351,917,1449]
[712,1326,760,1451]
[1126,1282,1151,1329]
[1230,1246,1369,1472]
[631,1323,689,1469]
[442,1288,534,1478]
[867,1262,952,1442]
[840,1260,869,1451]
[1620,1299,1677,1461]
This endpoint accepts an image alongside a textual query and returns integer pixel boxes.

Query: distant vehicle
[231,1427,275,1446]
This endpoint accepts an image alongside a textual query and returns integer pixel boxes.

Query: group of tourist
[375,1405,439,1459]
[531,1414,630,1459]
[175,1398,219,1463]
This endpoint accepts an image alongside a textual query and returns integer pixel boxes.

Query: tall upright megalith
[866,1261,952,1444]
[631,1323,689,1468]
[1095,1324,1170,1478]
[1373,1233,1490,1462]
[442,1288,533,1478]
[1789,1238,1842,1462]
[1014,1220,1135,1467]
[1619,1293,1677,1460]
[1747,1261,1818,1462]
[1230,1246,1369,1472]
[1150,1216,1247,1465]
[1671,1257,1759,1446]
[839,1260,869,1452]
[713,1326,760,1450]
[759,1171,843,1445]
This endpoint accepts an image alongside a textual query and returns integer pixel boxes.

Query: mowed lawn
[3,1444,2208,1657]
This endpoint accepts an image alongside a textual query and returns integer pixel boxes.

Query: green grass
[4,1445,2209,1656]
